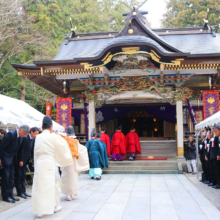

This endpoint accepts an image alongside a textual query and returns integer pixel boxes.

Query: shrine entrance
[118,109,165,138]
[98,107,176,140]
[97,105,177,159]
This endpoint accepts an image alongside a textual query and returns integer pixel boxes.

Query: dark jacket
[218,137,220,157]
[199,138,206,161]
[184,141,196,160]
[202,138,209,160]
[210,136,219,160]
[0,129,20,165]
[17,134,32,164]
[205,138,212,159]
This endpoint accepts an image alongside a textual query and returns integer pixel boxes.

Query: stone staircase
[103,159,181,174]
[137,140,177,159]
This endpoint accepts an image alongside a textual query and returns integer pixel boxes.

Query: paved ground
[0,186,32,213]
[0,174,220,220]
[185,172,220,211]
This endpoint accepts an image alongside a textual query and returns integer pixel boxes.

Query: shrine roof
[11,8,220,72]
[53,32,220,61]
[54,36,178,62]
[161,33,220,56]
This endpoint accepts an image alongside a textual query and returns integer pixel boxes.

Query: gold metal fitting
[128,29,134,34]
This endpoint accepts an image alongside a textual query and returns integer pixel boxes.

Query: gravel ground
[0,186,32,213]
[185,171,220,211]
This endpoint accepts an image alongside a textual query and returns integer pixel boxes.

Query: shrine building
[11,7,220,161]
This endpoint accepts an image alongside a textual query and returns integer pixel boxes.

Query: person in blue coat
[85,129,108,180]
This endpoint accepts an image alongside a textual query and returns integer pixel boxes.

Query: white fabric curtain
[195,110,220,130]
[0,94,64,132]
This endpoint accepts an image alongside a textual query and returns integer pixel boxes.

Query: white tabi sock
[36,214,46,218]
[54,205,62,213]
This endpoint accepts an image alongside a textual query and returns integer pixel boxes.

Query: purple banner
[57,98,72,132]
[203,91,219,119]
[187,99,197,125]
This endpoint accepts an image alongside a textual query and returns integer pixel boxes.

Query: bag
[74,143,89,172]
[62,136,79,159]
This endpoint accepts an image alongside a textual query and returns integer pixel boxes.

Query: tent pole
[196,132,199,179]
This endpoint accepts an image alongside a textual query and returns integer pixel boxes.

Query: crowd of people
[0,117,142,218]
[198,125,220,189]
[184,124,220,189]
[1,114,220,217]
[0,115,142,218]
[103,125,141,161]
[0,125,39,203]
[85,124,141,180]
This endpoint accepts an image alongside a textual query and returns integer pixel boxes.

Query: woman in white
[61,126,89,201]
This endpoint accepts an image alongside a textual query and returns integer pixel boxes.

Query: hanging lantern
[63,80,67,94]
[46,102,53,117]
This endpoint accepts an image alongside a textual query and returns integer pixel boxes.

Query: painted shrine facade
[11,6,220,109]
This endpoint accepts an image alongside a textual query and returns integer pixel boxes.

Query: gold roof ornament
[128,29,134,34]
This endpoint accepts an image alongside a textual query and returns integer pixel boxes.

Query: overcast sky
[140,0,167,28]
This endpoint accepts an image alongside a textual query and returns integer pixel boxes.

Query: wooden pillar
[20,75,25,101]
[176,101,184,158]
[88,101,95,140]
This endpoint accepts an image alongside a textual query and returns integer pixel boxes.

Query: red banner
[203,91,219,119]
[45,102,53,117]
[57,98,72,131]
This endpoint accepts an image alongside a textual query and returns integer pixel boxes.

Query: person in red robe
[100,125,111,157]
[126,126,141,161]
[111,125,126,161]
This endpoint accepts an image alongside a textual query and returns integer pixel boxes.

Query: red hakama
[126,131,141,154]
[110,131,126,155]
[100,132,110,157]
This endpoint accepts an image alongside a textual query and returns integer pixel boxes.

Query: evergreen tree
[162,0,220,30]
[0,0,144,112]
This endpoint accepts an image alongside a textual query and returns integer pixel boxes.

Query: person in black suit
[0,125,30,203]
[212,124,220,189]
[0,129,6,145]
[15,127,39,199]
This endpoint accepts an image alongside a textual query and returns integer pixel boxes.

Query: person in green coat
[85,129,108,180]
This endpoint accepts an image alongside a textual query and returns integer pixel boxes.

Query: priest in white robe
[32,116,73,218]
[61,126,89,201]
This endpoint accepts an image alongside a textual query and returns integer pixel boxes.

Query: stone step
[102,170,179,174]
[140,147,176,150]
[108,160,177,165]
[104,166,178,171]
[141,146,177,151]
[140,142,176,145]
[140,140,176,145]
[138,141,177,158]
[136,154,176,159]
[137,151,176,155]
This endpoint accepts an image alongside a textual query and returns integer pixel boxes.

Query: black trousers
[15,161,27,195]
[210,159,217,185]
[1,162,15,199]
[206,160,212,183]
[201,159,209,181]
[213,159,220,185]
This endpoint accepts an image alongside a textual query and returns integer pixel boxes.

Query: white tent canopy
[0,94,64,132]
[195,111,220,130]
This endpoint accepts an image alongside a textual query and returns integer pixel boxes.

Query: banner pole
[196,132,199,179]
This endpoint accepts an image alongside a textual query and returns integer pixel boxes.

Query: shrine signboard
[57,98,72,131]
[203,91,219,119]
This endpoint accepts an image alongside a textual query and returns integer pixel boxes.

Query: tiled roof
[161,33,220,55]
[53,33,219,61]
